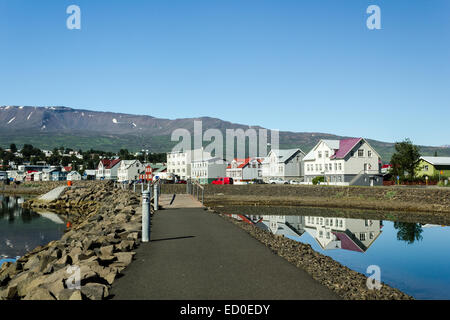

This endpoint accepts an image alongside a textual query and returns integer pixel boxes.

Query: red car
[212,177,234,185]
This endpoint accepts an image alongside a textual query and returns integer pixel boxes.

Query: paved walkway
[38,186,67,202]
[110,194,338,300]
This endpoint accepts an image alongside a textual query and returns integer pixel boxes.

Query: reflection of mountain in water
[0,195,65,261]
[229,213,383,253]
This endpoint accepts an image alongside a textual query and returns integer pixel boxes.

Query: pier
[110,191,338,300]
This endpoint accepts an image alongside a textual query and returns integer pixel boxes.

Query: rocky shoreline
[207,207,414,300]
[0,181,145,300]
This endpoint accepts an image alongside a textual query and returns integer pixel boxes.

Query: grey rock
[81,283,109,300]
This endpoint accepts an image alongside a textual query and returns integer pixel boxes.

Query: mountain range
[0,106,449,161]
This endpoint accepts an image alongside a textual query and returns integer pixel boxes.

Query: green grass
[385,190,397,199]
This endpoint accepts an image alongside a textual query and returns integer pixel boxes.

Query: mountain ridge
[0,105,448,160]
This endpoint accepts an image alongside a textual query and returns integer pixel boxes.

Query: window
[319,231,323,238]
[318,151,322,158]
[360,233,366,241]
[358,149,364,157]
[326,232,330,239]
[424,165,429,171]
[370,232,374,240]
[338,163,342,171]
[368,150,372,157]
[325,151,329,158]
[334,163,337,171]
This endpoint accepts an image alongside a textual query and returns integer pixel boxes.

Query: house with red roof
[96,158,121,180]
[226,157,263,183]
[303,138,383,186]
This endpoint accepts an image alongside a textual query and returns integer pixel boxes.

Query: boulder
[23,287,55,300]
[115,240,135,252]
[57,289,83,300]
[100,245,115,257]
[0,284,18,300]
[114,252,135,265]
[81,283,109,300]
[17,274,48,297]
[23,255,40,271]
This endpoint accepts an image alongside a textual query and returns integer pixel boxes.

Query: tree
[394,222,423,244]
[9,144,17,153]
[390,139,421,181]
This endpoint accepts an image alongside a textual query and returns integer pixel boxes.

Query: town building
[416,156,450,178]
[67,171,82,181]
[96,159,121,180]
[303,138,382,186]
[117,160,145,182]
[226,158,263,183]
[167,149,211,180]
[191,157,227,184]
[261,148,305,182]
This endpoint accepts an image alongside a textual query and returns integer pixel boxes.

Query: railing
[187,179,204,205]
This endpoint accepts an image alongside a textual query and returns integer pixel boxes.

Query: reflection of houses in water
[304,216,383,252]
[226,214,305,237]
[257,215,305,238]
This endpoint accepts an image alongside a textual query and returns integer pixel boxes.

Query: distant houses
[303,138,383,186]
[191,157,227,184]
[226,158,263,183]
[96,159,121,180]
[261,148,305,183]
[117,160,145,182]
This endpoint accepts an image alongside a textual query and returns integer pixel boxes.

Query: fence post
[142,190,150,242]
[154,182,159,211]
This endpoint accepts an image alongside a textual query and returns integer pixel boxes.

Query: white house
[304,216,382,252]
[261,148,305,182]
[67,171,82,181]
[117,160,145,182]
[303,138,382,186]
[167,149,211,180]
[191,157,227,184]
[226,158,263,183]
[96,159,121,180]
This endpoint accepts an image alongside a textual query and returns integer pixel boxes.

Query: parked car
[289,180,301,185]
[269,178,289,184]
[250,179,266,184]
[175,180,187,184]
[212,177,234,185]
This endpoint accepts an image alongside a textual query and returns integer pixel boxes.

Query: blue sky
[0,0,449,146]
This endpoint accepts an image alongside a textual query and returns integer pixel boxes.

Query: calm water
[225,207,450,300]
[0,194,66,267]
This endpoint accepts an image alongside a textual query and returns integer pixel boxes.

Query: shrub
[312,176,325,185]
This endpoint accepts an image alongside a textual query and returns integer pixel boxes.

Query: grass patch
[385,190,397,199]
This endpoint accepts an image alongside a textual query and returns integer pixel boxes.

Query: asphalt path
[110,204,339,300]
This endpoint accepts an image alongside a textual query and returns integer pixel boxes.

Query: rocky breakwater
[0,181,144,300]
